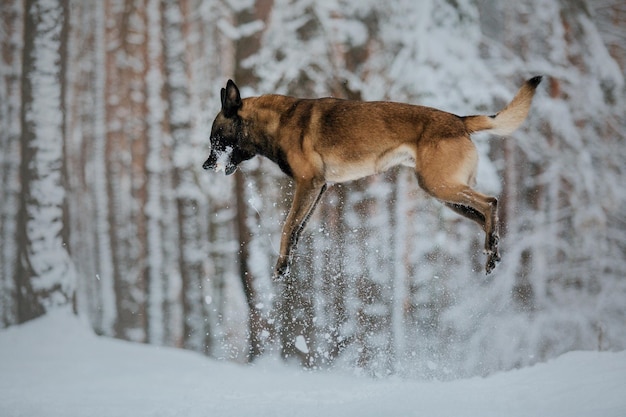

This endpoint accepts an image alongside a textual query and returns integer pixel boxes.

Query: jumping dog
[203,76,542,276]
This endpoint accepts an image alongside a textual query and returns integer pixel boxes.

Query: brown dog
[203,77,542,276]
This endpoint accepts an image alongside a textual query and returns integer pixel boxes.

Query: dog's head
[203,80,255,175]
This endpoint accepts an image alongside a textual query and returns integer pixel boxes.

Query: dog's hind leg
[431,185,500,273]
[274,179,327,279]
[444,191,500,271]
[416,139,501,273]
[444,203,485,226]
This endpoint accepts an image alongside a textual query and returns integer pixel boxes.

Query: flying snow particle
[295,335,309,354]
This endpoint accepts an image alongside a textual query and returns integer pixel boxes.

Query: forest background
[1,0,625,379]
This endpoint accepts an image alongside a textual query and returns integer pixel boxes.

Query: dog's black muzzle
[202,155,238,176]
[202,159,214,170]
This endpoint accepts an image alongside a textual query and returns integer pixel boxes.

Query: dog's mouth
[217,164,237,175]
[205,146,237,175]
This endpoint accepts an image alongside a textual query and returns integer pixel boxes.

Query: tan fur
[463,77,542,135]
[205,77,542,276]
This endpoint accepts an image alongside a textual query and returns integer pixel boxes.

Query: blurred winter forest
[1,0,625,378]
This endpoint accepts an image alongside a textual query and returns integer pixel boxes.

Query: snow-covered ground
[1,309,625,417]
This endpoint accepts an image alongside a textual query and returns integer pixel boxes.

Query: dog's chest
[323,145,416,183]
[324,161,377,183]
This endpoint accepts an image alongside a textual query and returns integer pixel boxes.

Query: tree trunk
[92,0,117,335]
[16,0,75,323]
[105,0,149,341]
[162,0,213,353]
[0,0,23,326]
[145,0,165,346]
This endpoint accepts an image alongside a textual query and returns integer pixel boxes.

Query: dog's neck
[241,95,296,132]
[240,95,297,177]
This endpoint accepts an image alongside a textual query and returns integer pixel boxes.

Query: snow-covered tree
[63,0,117,338]
[16,0,76,322]
[0,0,23,327]
[104,0,152,341]
[162,0,213,353]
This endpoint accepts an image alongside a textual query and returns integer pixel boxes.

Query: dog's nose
[202,160,212,170]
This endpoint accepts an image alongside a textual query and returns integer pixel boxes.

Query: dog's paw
[273,260,291,281]
[487,232,500,253]
[485,251,501,274]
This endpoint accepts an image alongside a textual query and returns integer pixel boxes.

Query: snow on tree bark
[145,0,165,346]
[62,0,118,337]
[91,0,117,335]
[64,0,100,330]
[105,0,149,342]
[16,0,76,322]
[162,0,213,353]
[0,0,23,326]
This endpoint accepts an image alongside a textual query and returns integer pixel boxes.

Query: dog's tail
[463,76,542,136]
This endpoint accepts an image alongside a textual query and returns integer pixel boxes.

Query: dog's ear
[222,79,242,118]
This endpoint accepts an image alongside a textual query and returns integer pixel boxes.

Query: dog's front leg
[274,179,327,280]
